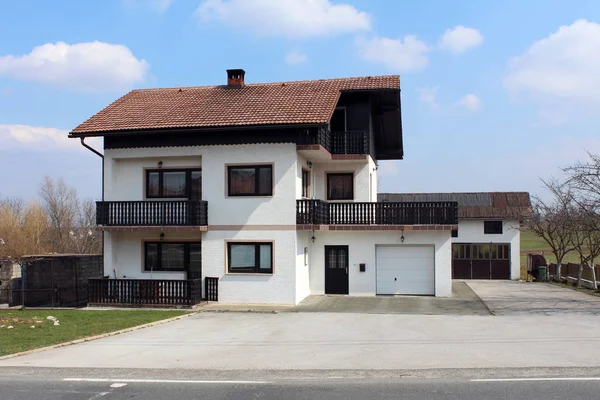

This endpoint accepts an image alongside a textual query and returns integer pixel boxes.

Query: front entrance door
[325,246,349,295]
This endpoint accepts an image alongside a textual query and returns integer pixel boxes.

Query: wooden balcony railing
[88,277,214,307]
[297,200,458,225]
[96,201,208,226]
[297,128,369,155]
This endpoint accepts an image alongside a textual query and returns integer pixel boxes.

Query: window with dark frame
[484,221,503,234]
[227,242,273,274]
[144,242,201,275]
[302,169,310,198]
[146,169,202,199]
[327,173,354,200]
[228,165,273,196]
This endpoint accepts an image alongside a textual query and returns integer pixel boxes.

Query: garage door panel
[376,246,434,296]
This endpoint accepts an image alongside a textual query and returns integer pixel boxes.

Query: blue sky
[1,0,600,201]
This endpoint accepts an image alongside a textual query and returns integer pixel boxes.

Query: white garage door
[376,246,435,295]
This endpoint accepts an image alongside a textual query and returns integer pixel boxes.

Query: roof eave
[69,122,327,138]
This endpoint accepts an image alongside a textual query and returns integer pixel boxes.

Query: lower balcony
[297,199,458,229]
[87,277,218,307]
[96,201,208,228]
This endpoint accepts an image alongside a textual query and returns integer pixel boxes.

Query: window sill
[225,272,274,276]
[143,270,186,273]
[226,195,274,199]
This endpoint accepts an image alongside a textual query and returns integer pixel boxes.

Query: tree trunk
[555,260,562,281]
[591,260,597,290]
[576,263,584,288]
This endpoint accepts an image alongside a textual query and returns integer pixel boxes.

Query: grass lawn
[519,229,581,279]
[0,309,189,357]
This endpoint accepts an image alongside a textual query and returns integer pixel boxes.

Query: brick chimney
[227,69,245,88]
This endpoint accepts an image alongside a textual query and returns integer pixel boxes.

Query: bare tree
[38,176,79,253]
[526,179,577,281]
[565,152,600,203]
[0,198,49,258]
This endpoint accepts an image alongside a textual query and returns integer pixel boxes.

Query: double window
[484,221,503,234]
[144,242,201,278]
[327,173,354,200]
[228,165,273,196]
[227,242,273,274]
[146,169,202,200]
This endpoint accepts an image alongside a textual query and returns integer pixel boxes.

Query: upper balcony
[96,200,208,230]
[297,200,458,231]
[297,127,370,161]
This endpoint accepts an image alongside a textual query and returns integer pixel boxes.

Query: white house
[71,69,463,306]
[379,192,531,280]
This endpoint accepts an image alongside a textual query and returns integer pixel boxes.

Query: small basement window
[484,221,503,234]
[227,242,273,274]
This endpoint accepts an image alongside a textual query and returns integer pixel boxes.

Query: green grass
[520,230,581,279]
[0,309,189,356]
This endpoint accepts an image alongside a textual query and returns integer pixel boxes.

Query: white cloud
[0,125,102,152]
[456,94,481,111]
[196,0,371,38]
[122,0,174,12]
[416,87,439,110]
[438,26,483,53]
[504,19,600,104]
[285,49,307,65]
[356,35,429,72]
[0,41,149,92]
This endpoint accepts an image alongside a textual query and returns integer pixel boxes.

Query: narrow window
[302,169,310,198]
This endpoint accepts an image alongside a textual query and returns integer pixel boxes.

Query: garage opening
[452,243,510,280]
[376,245,435,296]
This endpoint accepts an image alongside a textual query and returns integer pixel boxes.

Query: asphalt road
[2,373,600,400]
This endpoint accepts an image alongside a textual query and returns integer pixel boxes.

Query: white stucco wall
[309,230,453,297]
[104,143,298,226]
[312,160,373,202]
[103,230,200,280]
[296,233,311,303]
[202,230,297,305]
[454,219,521,279]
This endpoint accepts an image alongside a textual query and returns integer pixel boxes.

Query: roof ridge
[130,74,400,92]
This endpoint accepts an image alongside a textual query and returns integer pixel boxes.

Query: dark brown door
[452,243,511,280]
[325,246,349,295]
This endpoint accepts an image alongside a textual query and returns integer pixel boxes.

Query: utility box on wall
[359,263,366,272]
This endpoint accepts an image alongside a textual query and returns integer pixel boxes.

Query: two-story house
[72,70,459,306]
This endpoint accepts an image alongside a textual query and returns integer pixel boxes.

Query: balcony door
[325,245,349,295]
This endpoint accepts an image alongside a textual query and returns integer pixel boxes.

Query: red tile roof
[71,75,400,134]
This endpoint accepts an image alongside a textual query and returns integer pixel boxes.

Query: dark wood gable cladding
[103,126,303,150]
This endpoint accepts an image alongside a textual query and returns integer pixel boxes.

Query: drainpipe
[79,137,104,201]
[79,138,105,277]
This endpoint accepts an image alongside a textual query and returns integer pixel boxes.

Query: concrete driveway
[294,282,490,315]
[2,311,600,371]
[466,281,600,315]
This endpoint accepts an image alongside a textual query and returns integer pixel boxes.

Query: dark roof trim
[69,122,324,138]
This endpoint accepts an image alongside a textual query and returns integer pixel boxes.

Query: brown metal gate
[452,243,510,280]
